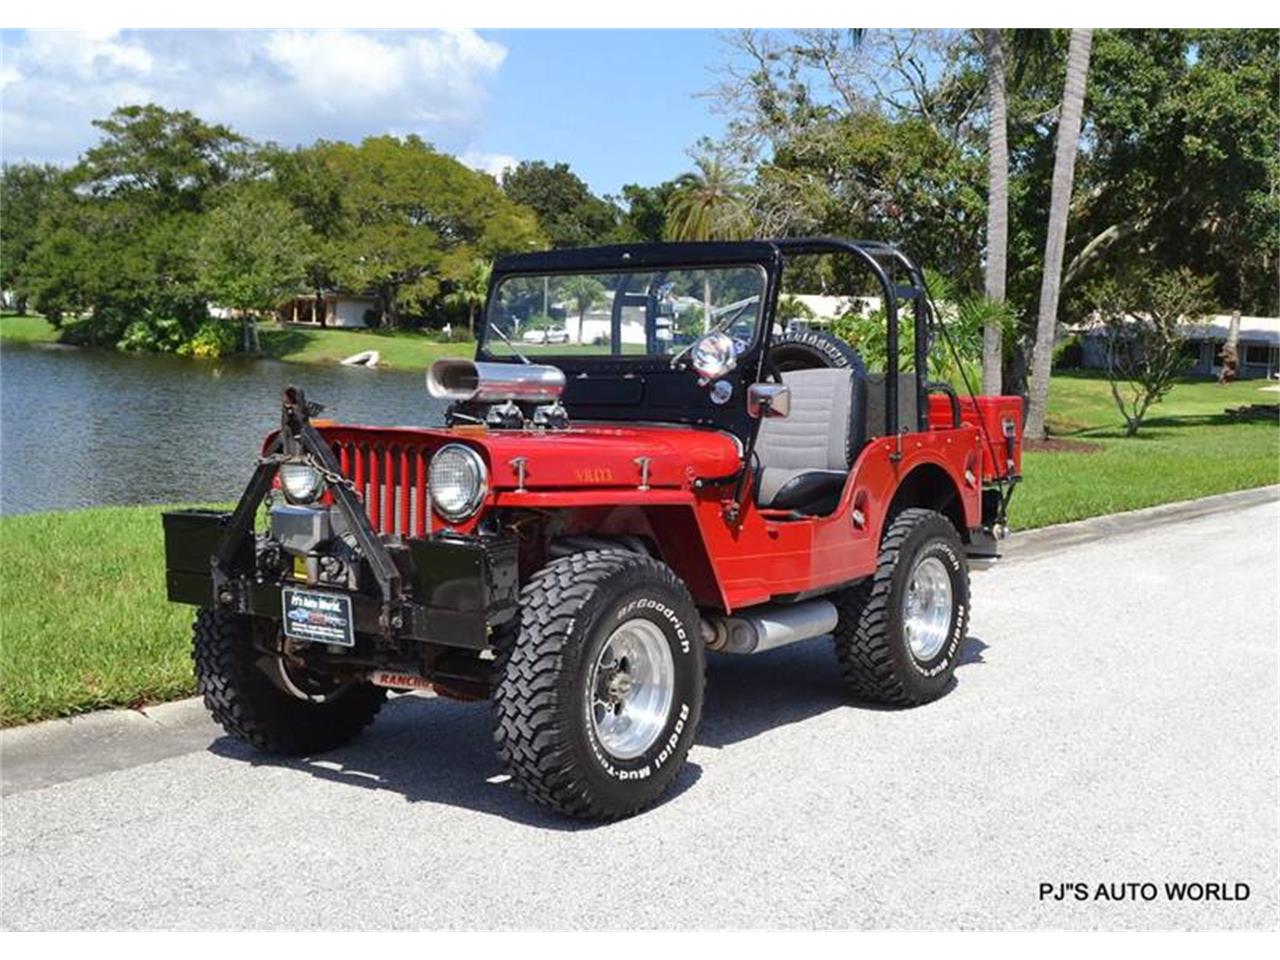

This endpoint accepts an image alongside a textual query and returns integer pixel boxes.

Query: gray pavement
[3,491,1278,930]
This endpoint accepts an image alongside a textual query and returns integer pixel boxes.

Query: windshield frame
[477,242,782,370]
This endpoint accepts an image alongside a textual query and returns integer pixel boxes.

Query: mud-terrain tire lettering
[832,508,970,706]
[491,550,705,820]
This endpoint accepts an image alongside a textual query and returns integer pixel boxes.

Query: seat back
[864,372,920,439]
[756,368,866,471]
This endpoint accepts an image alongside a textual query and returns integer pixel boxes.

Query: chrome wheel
[902,555,953,662]
[588,618,675,760]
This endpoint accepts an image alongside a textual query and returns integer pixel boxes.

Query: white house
[1077,314,1280,379]
[278,292,378,329]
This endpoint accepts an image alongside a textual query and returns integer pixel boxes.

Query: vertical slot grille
[329,440,431,538]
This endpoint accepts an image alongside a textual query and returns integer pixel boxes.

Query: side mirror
[748,383,791,419]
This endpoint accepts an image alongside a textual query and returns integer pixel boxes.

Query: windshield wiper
[668,295,761,369]
[488,323,531,364]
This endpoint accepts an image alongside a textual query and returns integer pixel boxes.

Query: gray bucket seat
[754,368,865,515]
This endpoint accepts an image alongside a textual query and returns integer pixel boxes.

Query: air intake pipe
[426,358,566,404]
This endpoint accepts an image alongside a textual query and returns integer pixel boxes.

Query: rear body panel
[927,394,1023,481]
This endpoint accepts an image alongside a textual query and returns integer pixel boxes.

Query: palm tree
[1024,28,1093,440]
[664,156,750,243]
[444,259,491,336]
[981,28,1009,396]
[560,274,607,344]
[664,156,751,330]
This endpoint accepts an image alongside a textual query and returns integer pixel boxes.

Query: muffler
[426,358,565,403]
[702,598,839,655]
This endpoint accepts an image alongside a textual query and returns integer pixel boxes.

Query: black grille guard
[212,386,405,634]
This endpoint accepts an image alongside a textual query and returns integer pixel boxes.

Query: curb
[1,696,218,797]
[3,484,1277,797]
[1002,484,1279,563]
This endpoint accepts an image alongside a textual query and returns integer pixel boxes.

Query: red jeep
[163,238,1022,820]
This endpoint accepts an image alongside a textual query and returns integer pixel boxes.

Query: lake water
[0,342,448,515]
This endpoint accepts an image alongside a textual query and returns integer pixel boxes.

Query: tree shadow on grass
[255,327,314,360]
[1052,410,1275,442]
[207,633,987,827]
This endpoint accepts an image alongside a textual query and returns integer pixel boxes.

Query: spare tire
[768,327,866,374]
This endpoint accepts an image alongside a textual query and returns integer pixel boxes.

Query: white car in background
[522,326,571,344]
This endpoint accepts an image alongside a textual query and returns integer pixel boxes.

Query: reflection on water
[0,342,447,515]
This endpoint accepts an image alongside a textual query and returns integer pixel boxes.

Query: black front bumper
[162,508,519,650]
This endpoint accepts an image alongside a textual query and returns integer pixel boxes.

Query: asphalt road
[3,493,1278,930]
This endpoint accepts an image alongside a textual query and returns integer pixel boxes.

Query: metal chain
[258,451,356,491]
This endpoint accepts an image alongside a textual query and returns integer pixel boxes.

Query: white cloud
[0,28,507,164]
[459,148,518,182]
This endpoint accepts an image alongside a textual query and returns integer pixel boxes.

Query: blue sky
[0,28,734,197]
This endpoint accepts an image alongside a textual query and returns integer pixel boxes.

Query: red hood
[313,422,741,491]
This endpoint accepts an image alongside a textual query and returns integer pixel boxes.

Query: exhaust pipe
[702,598,839,655]
[426,358,565,404]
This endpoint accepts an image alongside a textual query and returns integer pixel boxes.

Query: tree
[777,294,816,324]
[196,186,317,351]
[304,136,543,327]
[665,155,752,331]
[664,155,751,243]
[73,104,254,213]
[23,104,258,342]
[559,275,607,344]
[1092,268,1214,436]
[707,31,987,292]
[0,162,65,313]
[1024,28,1093,440]
[443,258,491,336]
[1062,30,1279,319]
[610,180,678,243]
[981,29,1009,394]
[501,160,618,248]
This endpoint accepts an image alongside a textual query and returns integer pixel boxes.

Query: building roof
[1075,314,1280,345]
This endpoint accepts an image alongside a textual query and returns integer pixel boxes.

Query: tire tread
[193,608,384,755]
[491,550,702,820]
[833,508,967,706]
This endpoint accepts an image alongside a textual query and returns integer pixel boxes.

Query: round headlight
[429,444,487,522]
[279,462,323,503]
[690,331,738,384]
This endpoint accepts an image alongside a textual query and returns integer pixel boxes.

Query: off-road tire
[492,550,705,820]
[833,508,969,706]
[768,327,866,373]
[192,608,385,755]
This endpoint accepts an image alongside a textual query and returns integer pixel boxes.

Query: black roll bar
[769,237,932,434]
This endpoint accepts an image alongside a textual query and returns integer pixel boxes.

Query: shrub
[116,315,188,354]
[1053,334,1083,370]
[177,319,240,359]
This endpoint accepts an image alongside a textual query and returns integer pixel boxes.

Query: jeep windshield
[480,264,768,360]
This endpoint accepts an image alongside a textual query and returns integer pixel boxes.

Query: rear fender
[884,460,973,541]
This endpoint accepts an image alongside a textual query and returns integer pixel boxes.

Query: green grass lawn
[0,506,202,725]
[0,314,473,368]
[0,313,61,344]
[256,325,471,368]
[1009,373,1280,528]
[0,372,1276,726]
